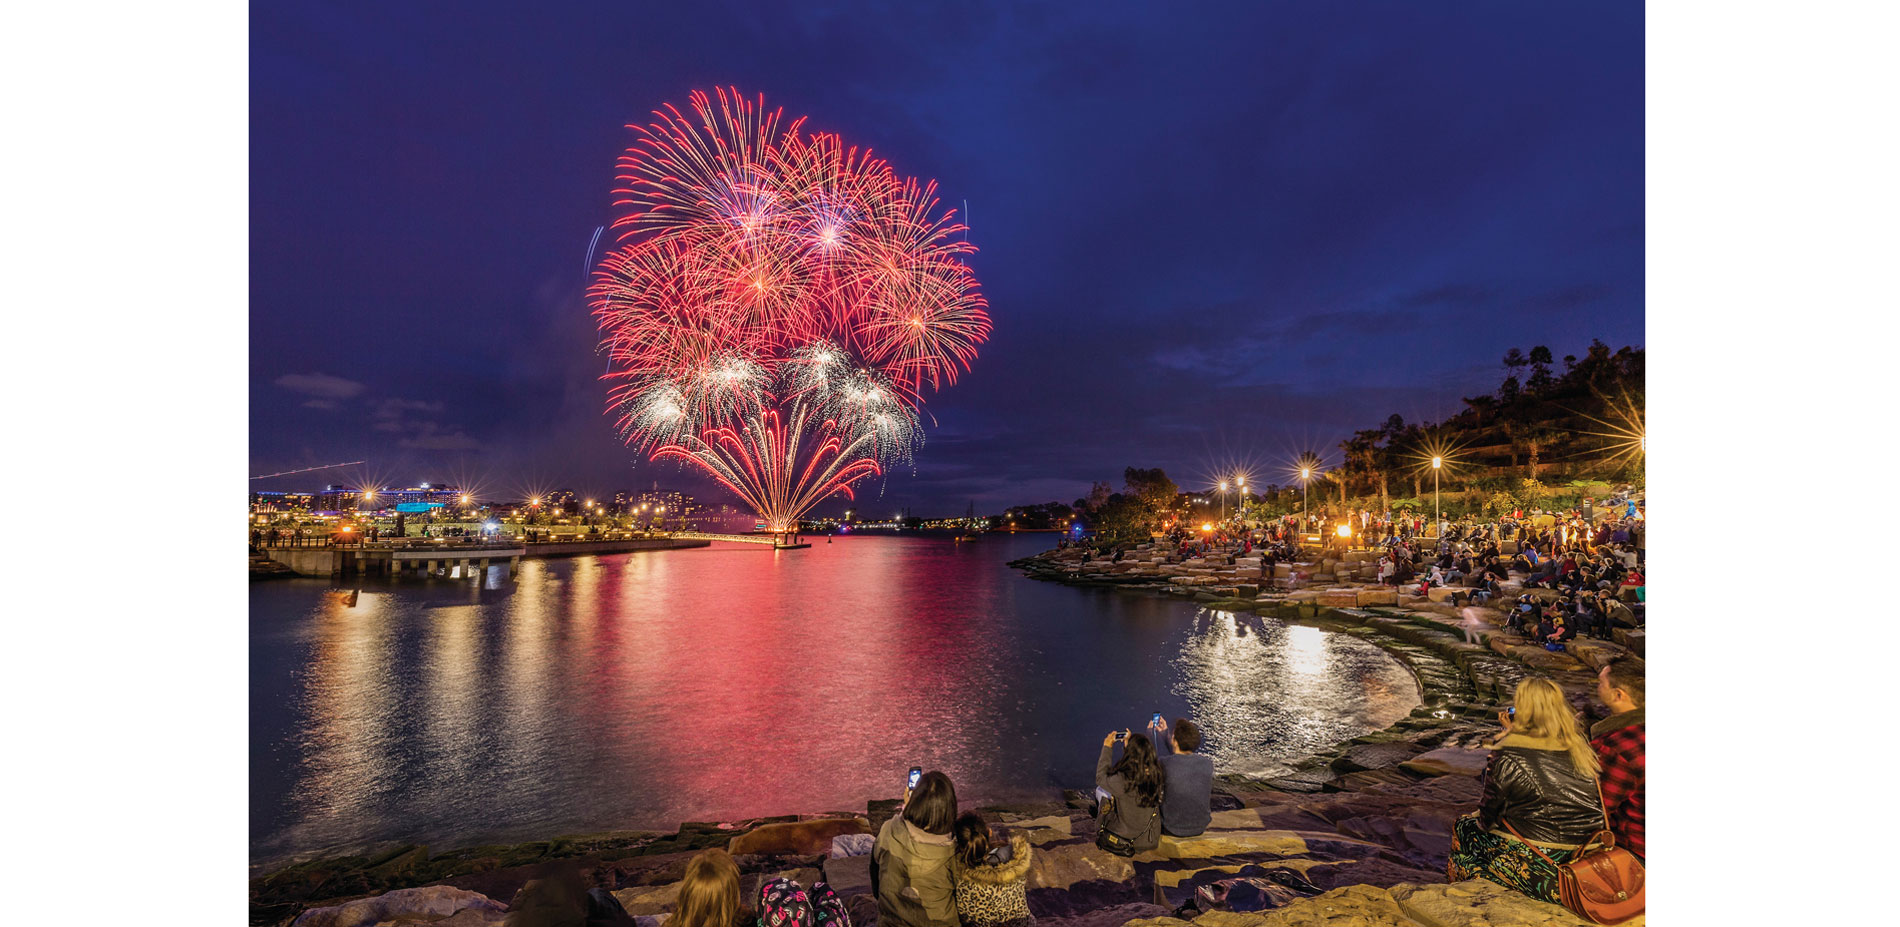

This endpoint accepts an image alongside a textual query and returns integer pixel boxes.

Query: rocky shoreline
[253,543,1644,927]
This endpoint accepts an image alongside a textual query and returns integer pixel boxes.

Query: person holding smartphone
[1148,715,1213,838]
[1094,729,1165,855]
[873,770,962,927]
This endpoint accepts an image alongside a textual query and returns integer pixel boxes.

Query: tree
[1502,347,1528,381]
[1527,345,1555,394]
[1123,467,1179,518]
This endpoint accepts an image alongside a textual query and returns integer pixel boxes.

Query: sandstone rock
[1139,829,1309,860]
[1319,590,1359,607]
[1038,902,1174,927]
[1426,586,1462,603]
[613,882,683,916]
[822,853,874,899]
[1356,588,1398,607]
[291,886,507,927]
[1389,878,1605,926]
[1613,628,1645,656]
[1331,742,1429,773]
[1015,814,1076,845]
[1563,638,1628,670]
[1399,746,1490,778]
[1028,840,1136,890]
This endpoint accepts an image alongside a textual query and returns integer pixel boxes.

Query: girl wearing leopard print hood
[949,812,1034,927]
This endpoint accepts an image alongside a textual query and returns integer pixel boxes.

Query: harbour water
[250,533,1419,867]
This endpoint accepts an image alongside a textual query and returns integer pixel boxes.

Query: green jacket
[874,815,960,927]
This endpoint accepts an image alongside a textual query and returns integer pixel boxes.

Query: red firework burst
[590,88,990,530]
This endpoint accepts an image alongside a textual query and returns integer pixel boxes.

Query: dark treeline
[1006,341,1643,544]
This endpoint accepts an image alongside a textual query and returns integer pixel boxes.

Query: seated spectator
[1573,592,1610,640]
[950,813,1034,927]
[1095,730,1165,854]
[1619,567,1646,602]
[1447,678,1604,905]
[1602,595,1639,629]
[874,772,961,927]
[1591,659,1647,863]
[1507,597,1537,634]
[1543,613,1575,645]
[1148,717,1213,837]
[673,850,748,927]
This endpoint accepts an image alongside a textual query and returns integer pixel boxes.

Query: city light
[1431,457,1442,469]
[1336,524,1352,538]
[1200,523,1212,532]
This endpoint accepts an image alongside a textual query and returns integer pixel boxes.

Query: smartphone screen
[1507,707,1516,719]
[907,767,922,789]
[1151,713,1163,728]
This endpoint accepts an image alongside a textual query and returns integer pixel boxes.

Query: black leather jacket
[1477,736,1602,845]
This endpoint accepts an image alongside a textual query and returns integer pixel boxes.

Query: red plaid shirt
[1591,714,1645,860]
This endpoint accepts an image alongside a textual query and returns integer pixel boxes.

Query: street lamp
[1431,457,1442,540]
[1300,468,1311,536]
[1236,476,1246,523]
[1218,480,1229,521]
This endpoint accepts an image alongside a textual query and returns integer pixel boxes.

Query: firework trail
[590,88,989,531]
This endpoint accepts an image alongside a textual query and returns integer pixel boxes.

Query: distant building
[314,484,365,513]
[250,491,313,514]
[637,489,697,516]
[381,483,467,512]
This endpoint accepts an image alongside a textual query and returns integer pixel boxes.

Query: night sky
[249,1,1643,513]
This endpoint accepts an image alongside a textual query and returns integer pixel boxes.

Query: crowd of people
[505,670,1644,927]
[1449,666,1646,909]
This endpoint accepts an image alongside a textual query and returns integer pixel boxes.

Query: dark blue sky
[250,0,1643,513]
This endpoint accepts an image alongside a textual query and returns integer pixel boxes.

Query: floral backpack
[758,877,850,927]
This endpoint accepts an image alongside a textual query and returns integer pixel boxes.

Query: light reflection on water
[250,534,1417,866]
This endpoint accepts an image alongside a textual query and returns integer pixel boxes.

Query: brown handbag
[1501,781,1645,924]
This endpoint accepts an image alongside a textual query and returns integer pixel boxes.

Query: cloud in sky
[274,372,367,400]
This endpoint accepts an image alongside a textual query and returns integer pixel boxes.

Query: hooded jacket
[951,832,1034,927]
[874,815,960,927]
[1477,733,1603,846]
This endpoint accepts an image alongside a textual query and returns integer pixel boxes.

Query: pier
[259,536,714,578]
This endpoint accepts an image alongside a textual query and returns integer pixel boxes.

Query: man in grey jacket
[1149,717,1213,837]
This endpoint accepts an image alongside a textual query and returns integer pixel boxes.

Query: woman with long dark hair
[873,770,961,927]
[1094,729,1165,854]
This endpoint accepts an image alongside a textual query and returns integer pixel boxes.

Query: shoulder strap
[1595,776,1614,838]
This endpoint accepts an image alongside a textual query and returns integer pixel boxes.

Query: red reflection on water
[254,536,1416,864]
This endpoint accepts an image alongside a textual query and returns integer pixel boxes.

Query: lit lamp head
[1337,524,1352,538]
[1219,481,1228,491]
[1300,468,1311,481]
[1201,523,1212,532]
[1432,457,1442,470]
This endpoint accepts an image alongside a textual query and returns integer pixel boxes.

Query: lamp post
[1300,468,1311,537]
[1235,475,1246,525]
[1431,457,1442,540]
[1219,481,1229,521]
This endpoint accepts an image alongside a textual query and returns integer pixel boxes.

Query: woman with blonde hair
[1447,677,1606,905]
[674,848,748,927]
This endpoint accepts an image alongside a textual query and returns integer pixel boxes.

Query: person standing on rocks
[1592,660,1646,863]
[873,771,961,927]
[1148,717,1213,838]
